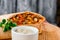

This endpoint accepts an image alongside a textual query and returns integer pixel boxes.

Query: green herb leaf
[2,24,5,27]
[3,24,11,32]
[8,21,13,26]
[3,26,7,32]
[0,22,2,27]
[7,20,17,27]
[2,19,6,24]
[6,24,11,30]
[12,23,17,27]
[2,19,17,32]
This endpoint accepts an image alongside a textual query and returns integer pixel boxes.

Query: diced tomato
[11,17,16,22]
[17,20,23,25]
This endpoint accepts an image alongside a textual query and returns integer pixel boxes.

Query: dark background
[56,0,60,27]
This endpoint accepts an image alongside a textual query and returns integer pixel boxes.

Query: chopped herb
[12,23,17,27]
[2,19,6,24]
[0,19,17,32]
[7,21,12,26]
[3,26,7,32]
[2,24,5,27]
[3,24,11,32]
[6,24,10,28]
[0,22,2,27]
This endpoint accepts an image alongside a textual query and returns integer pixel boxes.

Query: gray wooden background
[0,0,57,24]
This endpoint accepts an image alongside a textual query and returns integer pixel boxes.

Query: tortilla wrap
[0,11,45,39]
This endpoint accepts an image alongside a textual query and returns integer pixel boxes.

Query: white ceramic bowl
[11,26,38,40]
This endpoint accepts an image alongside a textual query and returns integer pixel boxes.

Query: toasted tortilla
[0,11,45,39]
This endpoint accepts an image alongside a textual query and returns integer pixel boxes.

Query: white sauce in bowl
[15,29,34,34]
[12,26,38,40]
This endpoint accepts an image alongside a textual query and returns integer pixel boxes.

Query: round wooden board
[2,26,60,40]
[0,22,60,40]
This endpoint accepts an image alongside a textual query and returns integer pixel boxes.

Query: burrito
[0,11,45,39]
